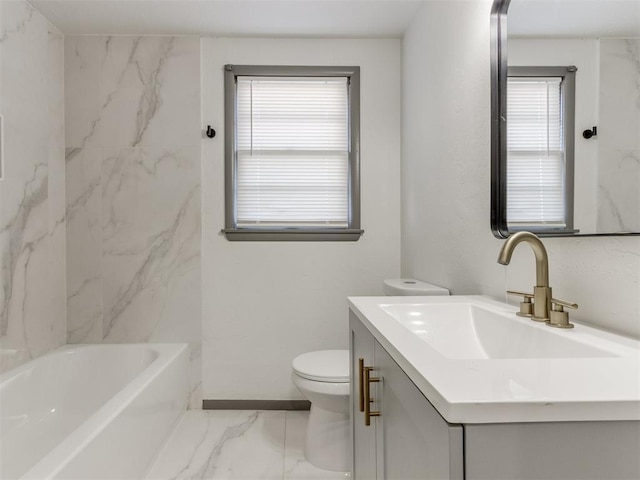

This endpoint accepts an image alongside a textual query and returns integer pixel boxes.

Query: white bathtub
[0,343,188,479]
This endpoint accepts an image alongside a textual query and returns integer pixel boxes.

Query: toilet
[291,278,449,472]
[382,278,450,297]
[291,350,350,471]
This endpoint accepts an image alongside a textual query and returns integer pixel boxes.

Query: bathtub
[0,343,188,479]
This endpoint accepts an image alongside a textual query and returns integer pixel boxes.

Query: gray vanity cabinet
[350,312,640,480]
[350,313,379,479]
[350,312,464,479]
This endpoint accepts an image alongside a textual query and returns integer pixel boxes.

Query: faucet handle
[507,290,535,318]
[551,298,578,310]
[507,290,534,299]
[547,298,578,329]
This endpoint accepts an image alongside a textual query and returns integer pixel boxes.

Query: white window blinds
[507,76,566,228]
[235,76,349,228]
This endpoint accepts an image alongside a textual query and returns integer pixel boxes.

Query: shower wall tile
[66,147,103,343]
[0,1,66,373]
[48,30,66,152]
[48,30,67,347]
[597,39,640,232]
[101,146,200,344]
[96,37,201,149]
[64,36,202,407]
[64,36,102,149]
[597,149,640,232]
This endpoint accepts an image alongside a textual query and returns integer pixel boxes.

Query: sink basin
[380,303,615,360]
[348,295,640,424]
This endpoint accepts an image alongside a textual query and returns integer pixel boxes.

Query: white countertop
[348,295,640,424]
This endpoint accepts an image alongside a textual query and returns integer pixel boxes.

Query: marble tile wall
[598,38,640,232]
[64,35,202,407]
[0,0,66,373]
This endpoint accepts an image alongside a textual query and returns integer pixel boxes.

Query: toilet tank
[383,278,450,296]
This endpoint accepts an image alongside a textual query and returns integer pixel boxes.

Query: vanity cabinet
[350,311,640,480]
[350,313,464,479]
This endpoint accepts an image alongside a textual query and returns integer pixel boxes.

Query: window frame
[506,65,577,234]
[223,64,362,241]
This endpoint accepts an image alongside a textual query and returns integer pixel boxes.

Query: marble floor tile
[146,411,350,480]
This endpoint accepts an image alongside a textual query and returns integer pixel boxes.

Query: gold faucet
[498,232,578,328]
[497,231,552,322]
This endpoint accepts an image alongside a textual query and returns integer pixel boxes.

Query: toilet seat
[292,350,349,383]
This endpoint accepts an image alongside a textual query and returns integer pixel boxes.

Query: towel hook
[206,125,216,138]
[582,126,597,139]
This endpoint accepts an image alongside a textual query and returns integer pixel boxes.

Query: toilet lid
[292,350,350,383]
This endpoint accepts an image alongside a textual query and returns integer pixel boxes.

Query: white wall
[401,1,640,339]
[202,37,402,400]
[509,38,600,232]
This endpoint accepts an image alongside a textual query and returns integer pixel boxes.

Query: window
[507,66,576,233]
[223,65,362,241]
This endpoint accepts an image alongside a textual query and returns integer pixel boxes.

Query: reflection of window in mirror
[507,66,577,234]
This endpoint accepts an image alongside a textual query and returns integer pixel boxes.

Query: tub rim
[1,343,188,480]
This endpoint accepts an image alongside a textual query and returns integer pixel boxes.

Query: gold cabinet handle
[358,358,365,412]
[363,366,380,426]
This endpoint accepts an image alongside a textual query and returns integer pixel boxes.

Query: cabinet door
[375,342,464,480]
[350,312,378,479]
[465,421,640,480]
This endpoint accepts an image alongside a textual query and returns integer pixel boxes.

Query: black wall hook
[206,125,216,138]
[582,126,597,139]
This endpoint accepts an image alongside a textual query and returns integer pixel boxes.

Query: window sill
[508,226,580,236]
[221,228,364,242]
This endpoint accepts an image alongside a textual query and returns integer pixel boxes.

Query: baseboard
[202,399,311,411]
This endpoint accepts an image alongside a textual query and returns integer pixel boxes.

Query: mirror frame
[489,0,639,239]
[490,0,510,239]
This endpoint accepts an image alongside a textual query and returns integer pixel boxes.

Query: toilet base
[304,404,350,472]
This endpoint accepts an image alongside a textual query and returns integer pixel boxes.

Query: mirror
[491,0,640,238]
